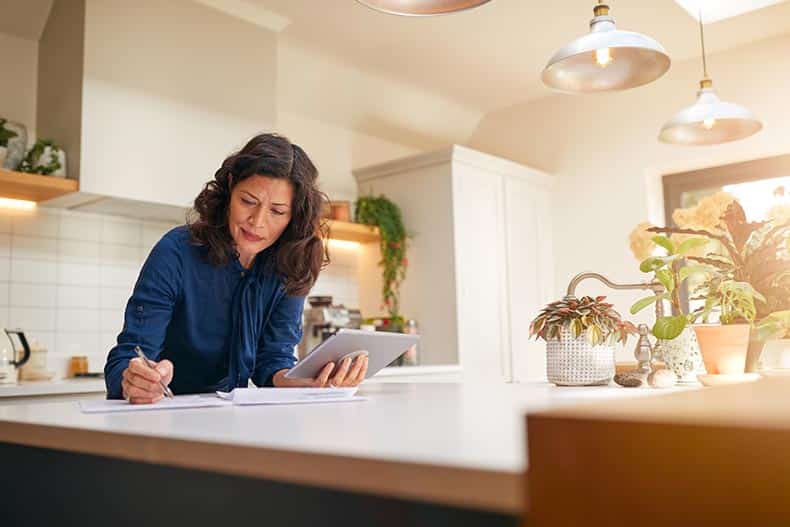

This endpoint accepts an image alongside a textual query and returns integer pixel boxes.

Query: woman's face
[228,174,294,261]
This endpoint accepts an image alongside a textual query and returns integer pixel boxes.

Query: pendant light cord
[699,9,708,78]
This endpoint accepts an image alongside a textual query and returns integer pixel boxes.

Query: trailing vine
[0,118,18,148]
[355,195,408,322]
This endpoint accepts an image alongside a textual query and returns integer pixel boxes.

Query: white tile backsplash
[100,287,131,311]
[58,239,101,263]
[57,285,100,309]
[100,309,123,333]
[57,308,100,333]
[11,210,59,237]
[58,262,101,286]
[100,243,141,265]
[10,283,57,307]
[8,307,56,331]
[59,213,101,242]
[102,219,141,246]
[101,265,140,288]
[0,207,177,379]
[10,259,57,283]
[11,236,58,260]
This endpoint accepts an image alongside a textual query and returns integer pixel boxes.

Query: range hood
[37,0,277,222]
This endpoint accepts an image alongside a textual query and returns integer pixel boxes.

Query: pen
[134,346,174,399]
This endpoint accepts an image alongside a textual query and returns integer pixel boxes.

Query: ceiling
[255,0,790,112]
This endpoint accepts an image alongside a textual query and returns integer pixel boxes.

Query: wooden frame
[662,153,790,226]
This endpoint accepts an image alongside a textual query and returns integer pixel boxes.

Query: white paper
[80,394,230,414]
[216,387,366,406]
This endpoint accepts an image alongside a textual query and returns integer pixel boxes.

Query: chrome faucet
[565,272,667,368]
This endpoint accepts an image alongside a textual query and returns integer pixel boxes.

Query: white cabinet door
[504,175,554,382]
[451,162,509,381]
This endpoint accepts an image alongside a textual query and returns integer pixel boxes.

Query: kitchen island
[0,381,691,526]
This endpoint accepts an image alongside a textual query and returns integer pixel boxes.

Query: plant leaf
[655,268,675,293]
[652,315,688,340]
[640,256,670,273]
[651,235,675,255]
[678,264,712,283]
[676,236,709,256]
[630,295,660,315]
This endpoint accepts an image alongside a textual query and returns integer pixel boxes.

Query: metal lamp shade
[659,86,763,145]
[542,13,670,92]
[356,0,491,16]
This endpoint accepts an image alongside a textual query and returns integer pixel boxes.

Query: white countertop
[0,380,694,513]
[0,378,106,398]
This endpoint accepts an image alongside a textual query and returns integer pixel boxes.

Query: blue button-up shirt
[104,226,302,398]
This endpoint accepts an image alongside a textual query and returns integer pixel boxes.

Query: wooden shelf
[0,169,78,202]
[325,219,380,244]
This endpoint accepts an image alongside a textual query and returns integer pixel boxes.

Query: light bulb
[594,47,613,67]
[703,118,716,130]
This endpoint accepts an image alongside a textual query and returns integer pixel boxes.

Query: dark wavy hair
[188,133,329,296]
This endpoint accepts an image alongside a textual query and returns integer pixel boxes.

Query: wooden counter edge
[0,421,522,516]
[525,410,790,526]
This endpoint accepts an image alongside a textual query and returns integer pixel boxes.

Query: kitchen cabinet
[354,145,554,381]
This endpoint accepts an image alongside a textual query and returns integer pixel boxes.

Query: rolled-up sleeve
[103,236,182,399]
[251,291,303,387]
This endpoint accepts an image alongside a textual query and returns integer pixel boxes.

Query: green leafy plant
[355,195,408,321]
[0,118,18,148]
[530,295,637,346]
[631,234,713,340]
[756,310,790,341]
[649,201,790,323]
[19,139,63,175]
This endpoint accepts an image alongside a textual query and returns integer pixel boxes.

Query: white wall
[469,32,790,358]
[0,32,38,142]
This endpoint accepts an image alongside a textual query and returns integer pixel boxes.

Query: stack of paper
[217,386,364,405]
[79,388,366,413]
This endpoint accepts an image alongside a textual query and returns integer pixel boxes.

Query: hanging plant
[355,195,408,323]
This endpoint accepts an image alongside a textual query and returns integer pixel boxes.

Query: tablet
[284,329,419,380]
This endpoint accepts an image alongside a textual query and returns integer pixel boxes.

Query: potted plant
[629,232,711,382]
[0,118,18,167]
[649,200,790,372]
[530,295,636,386]
[355,195,409,330]
[19,138,66,177]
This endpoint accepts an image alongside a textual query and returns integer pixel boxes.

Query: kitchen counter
[527,376,790,526]
[0,378,106,398]
[0,380,693,525]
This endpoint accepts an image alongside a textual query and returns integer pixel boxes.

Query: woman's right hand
[121,357,174,404]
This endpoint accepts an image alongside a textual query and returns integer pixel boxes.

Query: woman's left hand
[272,355,369,388]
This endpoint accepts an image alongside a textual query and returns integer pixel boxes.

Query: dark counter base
[1,442,518,527]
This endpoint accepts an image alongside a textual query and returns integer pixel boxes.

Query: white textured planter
[659,326,705,383]
[546,327,615,386]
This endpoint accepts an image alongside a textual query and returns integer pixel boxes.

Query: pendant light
[659,12,762,145]
[542,2,670,93]
[356,0,491,16]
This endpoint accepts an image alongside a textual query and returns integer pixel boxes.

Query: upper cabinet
[354,145,555,382]
[38,0,278,220]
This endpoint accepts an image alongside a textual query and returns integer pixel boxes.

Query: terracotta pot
[692,324,750,375]
[745,327,766,373]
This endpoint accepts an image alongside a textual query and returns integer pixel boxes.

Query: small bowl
[697,373,761,387]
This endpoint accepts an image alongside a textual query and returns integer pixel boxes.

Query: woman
[104,134,367,403]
